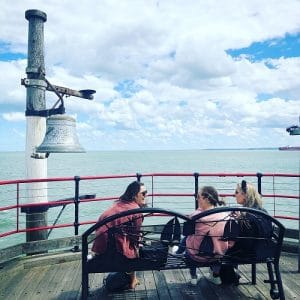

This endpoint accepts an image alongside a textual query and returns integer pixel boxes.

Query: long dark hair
[119,181,144,203]
[200,186,225,207]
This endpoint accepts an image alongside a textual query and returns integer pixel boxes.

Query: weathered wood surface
[0,251,299,300]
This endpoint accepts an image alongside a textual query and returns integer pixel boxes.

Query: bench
[81,207,286,300]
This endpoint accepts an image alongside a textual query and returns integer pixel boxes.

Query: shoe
[171,245,179,254]
[206,269,221,285]
[190,274,201,286]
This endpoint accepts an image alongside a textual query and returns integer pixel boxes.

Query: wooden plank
[88,272,107,298]
[1,251,299,300]
[21,265,54,300]
[54,260,82,300]
[63,260,82,299]
[183,267,240,300]
[234,265,269,300]
[152,270,172,299]
[10,265,49,300]
[180,268,213,299]
[162,268,197,299]
[142,270,159,299]
[48,260,82,299]
[129,270,147,299]
[0,267,28,299]
[254,259,300,300]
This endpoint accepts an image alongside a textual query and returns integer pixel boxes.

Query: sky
[0,0,300,151]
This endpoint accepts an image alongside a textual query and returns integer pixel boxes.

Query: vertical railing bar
[73,175,80,252]
[151,175,154,207]
[273,176,276,216]
[298,162,300,272]
[194,172,199,210]
[17,183,20,232]
[256,172,262,194]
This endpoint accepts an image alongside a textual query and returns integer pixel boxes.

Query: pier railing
[0,172,299,258]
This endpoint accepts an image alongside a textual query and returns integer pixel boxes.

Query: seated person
[91,181,147,289]
[219,180,273,285]
[228,180,272,258]
[176,186,232,285]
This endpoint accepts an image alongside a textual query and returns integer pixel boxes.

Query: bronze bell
[36,114,85,153]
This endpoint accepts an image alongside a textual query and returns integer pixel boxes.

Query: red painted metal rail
[0,172,299,241]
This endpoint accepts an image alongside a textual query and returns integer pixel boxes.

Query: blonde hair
[237,181,263,209]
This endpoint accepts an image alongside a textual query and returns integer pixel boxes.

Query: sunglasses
[241,180,247,193]
[141,191,147,196]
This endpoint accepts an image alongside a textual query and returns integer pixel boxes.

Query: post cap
[25,9,47,22]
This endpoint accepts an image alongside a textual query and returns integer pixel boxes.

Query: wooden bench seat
[81,207,286,300]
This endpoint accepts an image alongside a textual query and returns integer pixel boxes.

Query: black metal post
[194,172,199,209]
[256,172,263,195]
[73,175,80,252]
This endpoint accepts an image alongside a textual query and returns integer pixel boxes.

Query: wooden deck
[1,251,300,300]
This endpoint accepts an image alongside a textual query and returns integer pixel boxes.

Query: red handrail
[0,172,299,242]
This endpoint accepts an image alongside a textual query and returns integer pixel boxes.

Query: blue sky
[0,0,300,151]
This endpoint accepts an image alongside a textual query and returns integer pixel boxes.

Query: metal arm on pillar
[22,72,96,157]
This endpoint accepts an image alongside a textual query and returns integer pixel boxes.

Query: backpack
[103,272,131,292]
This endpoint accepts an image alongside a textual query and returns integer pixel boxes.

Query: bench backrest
[188,206,285,263]
[82,206,285,268]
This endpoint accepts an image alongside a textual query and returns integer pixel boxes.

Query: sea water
[0,150,299,248]
[1,149,299,179]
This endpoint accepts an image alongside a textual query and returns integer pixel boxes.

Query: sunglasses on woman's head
[241,180,247,193]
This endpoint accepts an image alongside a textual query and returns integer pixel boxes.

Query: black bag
[139,243,168,268]
[138,217,181,268]
[160,217,181,245]
[198,231,214,257]
[223,218,240,241]
[103,272,131,292]
[219,265,240,285]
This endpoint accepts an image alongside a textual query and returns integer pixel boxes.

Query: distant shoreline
[0,147,287,153]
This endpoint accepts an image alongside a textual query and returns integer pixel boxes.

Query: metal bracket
[21,78,47,88]
[25,105,65,117]
[21,77,95,100]
[21,76,96,117]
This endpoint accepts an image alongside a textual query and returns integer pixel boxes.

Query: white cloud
[2,112,25,121]
[0,0,300,150]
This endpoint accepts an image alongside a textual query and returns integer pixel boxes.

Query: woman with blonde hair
[220,180,271,285]
[235,180,263,209]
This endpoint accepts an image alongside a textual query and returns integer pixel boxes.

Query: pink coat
[92,201,143,259]
[186,209,232,262]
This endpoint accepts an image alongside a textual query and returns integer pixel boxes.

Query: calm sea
[1,149,299,180]
[0,150,299,248]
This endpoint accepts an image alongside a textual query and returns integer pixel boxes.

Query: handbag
[103,272,131,292]
[198,231,214,257]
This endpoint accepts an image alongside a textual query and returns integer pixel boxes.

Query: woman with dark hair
[91,181,147,289]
